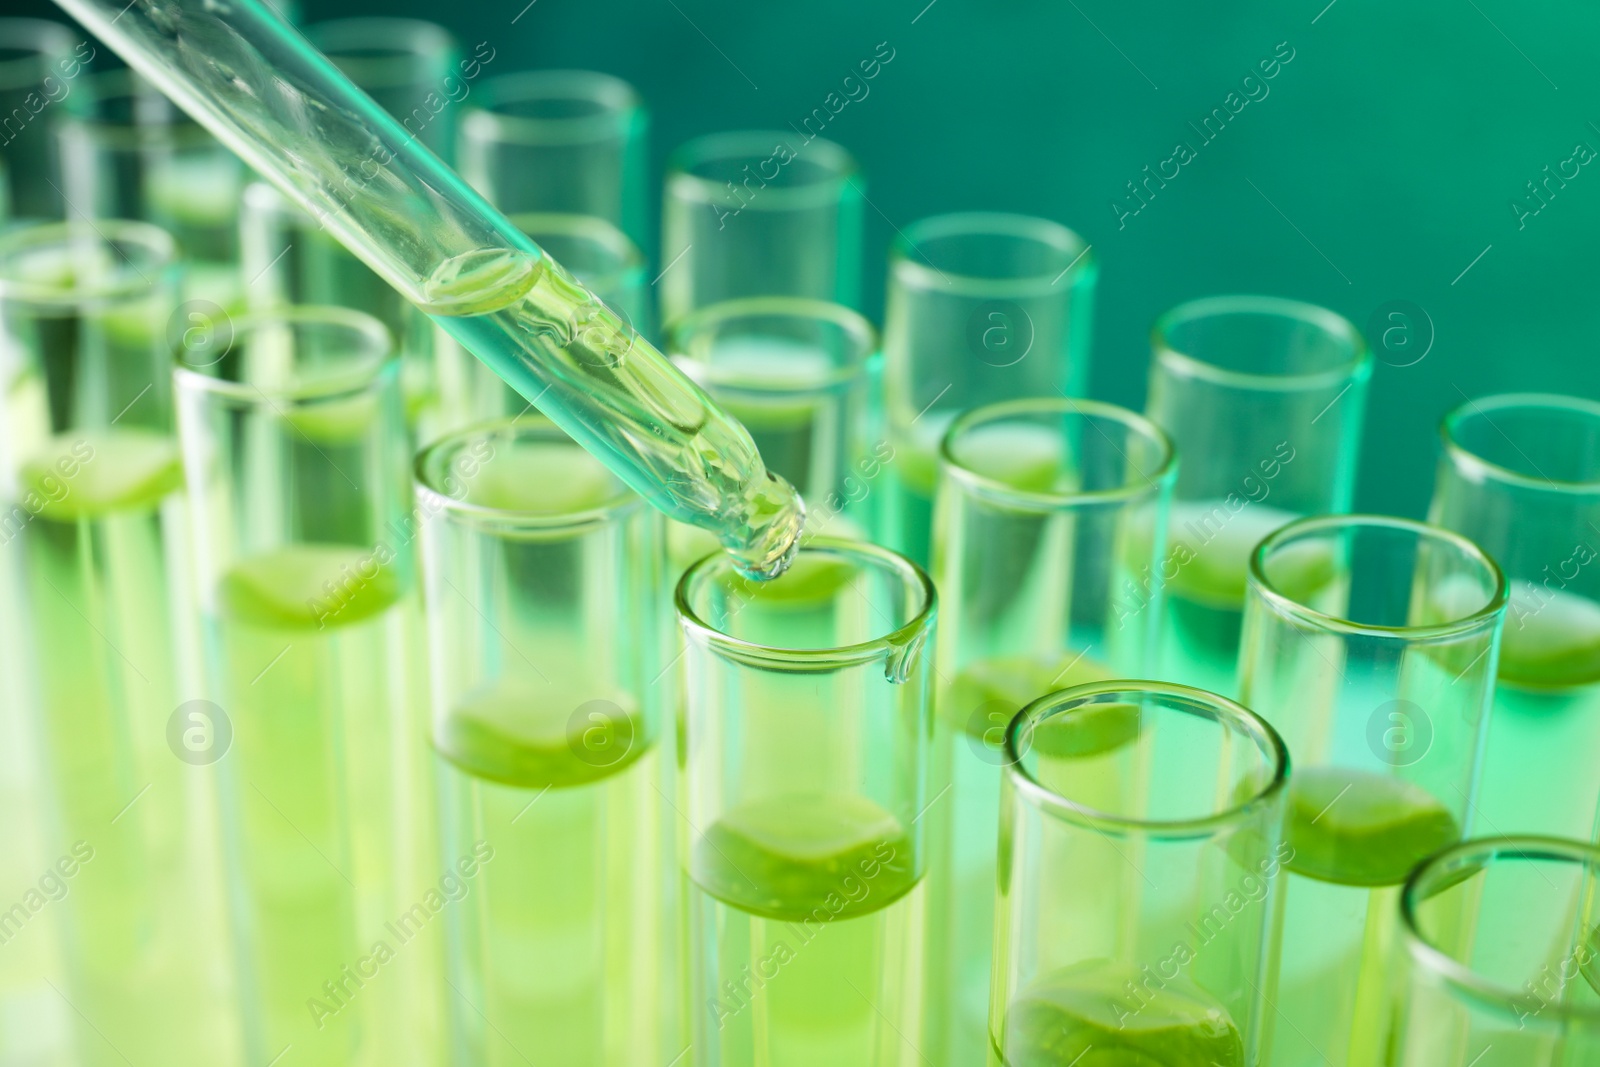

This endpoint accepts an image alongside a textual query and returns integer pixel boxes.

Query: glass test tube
[418,420,674,1067]
[451,212,650,426]
[56,0,806,580]
[924,397,1176,1066]
[1429,394,1600,840]
[1392,836,1600,1066]
[1144,294,1371,698]
[0,19,83,221]
[990,682,1289,1067]
[660,131,863,328]
[666,296,879,565]
[458,70,649,250]
[675,540,936,1066]
[57,71,247,308]
[305,18,462,165]
[881,212,1095,569]
[174,307,442,1067]
[1237,515,1506,1066]
[0,221,239,1065]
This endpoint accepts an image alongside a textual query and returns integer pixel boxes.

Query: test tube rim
[0,218,176,306]
[1246,512,1509,642]
[889,210,1094,299]
[60,69,222,151]
[1399,834,1600,1028]
[939,396,1177,511]
[665,129,860,212]
[172,304,397,404]
[1002,679,1290,841]
[1441,391,1600,495]
[666,295,879,393]
[0,18,78,92]
[462,69,645,146]
[414,418,646,533]
[1151,293,1371,393]
[509,211,645,293]
[303,17,461,89]
[675,537,937,672]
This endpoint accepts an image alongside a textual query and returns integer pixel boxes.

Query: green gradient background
[23,0,1600,516]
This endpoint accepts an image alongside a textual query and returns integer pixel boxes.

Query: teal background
[26,0,1600,517]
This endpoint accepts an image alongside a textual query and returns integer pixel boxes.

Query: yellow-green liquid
[690,793,922,1067]
[209,544,439,1067]
[1270,767,1459,1067]
[18,430,239,1067]
[438,678,669,1066]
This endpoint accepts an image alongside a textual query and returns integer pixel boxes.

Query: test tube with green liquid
[174,307,442,1067]
[55,0,805,579]
[676,541,936,1067]
[1144,295,1370,698]
[1430,394,1600,841]
[990,682,1289,1067]
[1237,515,1506,1066]
[925,397,1176,1066]
[0,220,240,1066]
[418,420,676,1066]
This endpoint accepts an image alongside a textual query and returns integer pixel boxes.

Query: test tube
[0,221,239,1064]
[660,131,863,327]
[675,540,936,1065]
[305,18,461,166]
[457,70,649,249]
[56,70,246,307]
[1392,836,1600,1066]
[174,307,442,1067]
[1145,295,1371,697]
[924,397,1176,1066]
[881,212,1095,569]
[417,419,674,1066]
[990,682,1289,1066]
[0,19,83,221]
[1429,394,1600,840]
[1237,515,1506,1066]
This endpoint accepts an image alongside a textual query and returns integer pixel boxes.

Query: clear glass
[881,212,1096,568]
[1145,294,1372,697]
[1237,515,1507,1066]
[665,295,880,568]
[55,0,805,579]
[0,220,240,1066]
[991,682,1290,1067]
[174,308,442,1067]
[57,70,247,308]
[457,70,648,249]
[675,540,936,1066]
[417,421,676,1066]
[0,18,83,220]
[925,397,1177,1066]
[1393,836,1600,1066]
[240,181,447,439]
[1430,394,1600,841]
[660,131,863,327]
[305,18,462,165]
[448,212,651,426]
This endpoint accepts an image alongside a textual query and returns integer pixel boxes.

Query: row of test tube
[1,12,1599,1067]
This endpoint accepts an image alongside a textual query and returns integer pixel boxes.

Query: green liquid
[420,249,804,580]
[997,961,1244,1066]
[210,544,438,1067]
[691,794,922,1066]
[18,428,239,1066]
[1271,767,1459,1066]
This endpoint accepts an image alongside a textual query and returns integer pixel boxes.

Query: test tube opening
[1443,392,1600,489]
[1153,294,1368,386]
